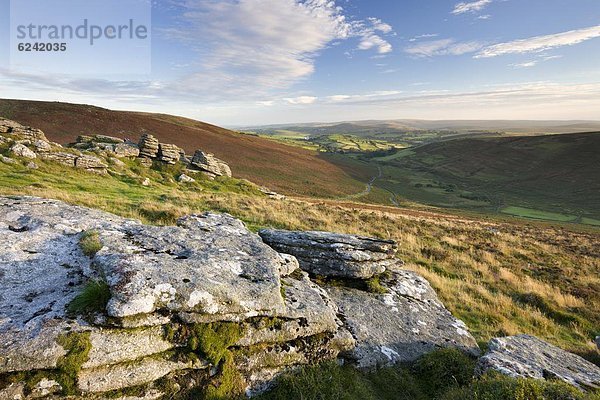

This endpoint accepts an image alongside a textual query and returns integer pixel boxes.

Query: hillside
[0,99,368,198]
[335,132,600,225]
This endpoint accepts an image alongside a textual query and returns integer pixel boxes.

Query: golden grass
[1,161,599,358]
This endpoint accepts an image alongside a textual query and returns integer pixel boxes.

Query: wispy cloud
[284,96,318,105]
[477,24,600,58]
[158,0,395,98]
[405,39,485,57]
[409,33,439,42]
[452,0,492,15]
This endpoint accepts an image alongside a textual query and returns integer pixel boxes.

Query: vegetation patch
[79,230,103,257]
[67,280,111,316]
[55,332,92,395]
[257,349,600,400]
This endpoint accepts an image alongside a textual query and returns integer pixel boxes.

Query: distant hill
[0,99,369,198]
[361,132,600,224]
[246,119,600,138]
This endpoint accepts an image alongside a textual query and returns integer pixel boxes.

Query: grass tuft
[79,230,102,257]
[67,280,111,316]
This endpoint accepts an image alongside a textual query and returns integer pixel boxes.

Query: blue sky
[1,0,600,125]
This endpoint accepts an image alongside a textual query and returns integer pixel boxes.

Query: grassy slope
[346,132,600,224]
[1,155,598,362]
[0,99,366,198]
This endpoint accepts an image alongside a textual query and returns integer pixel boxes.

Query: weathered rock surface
[477,335,600,390]
[158,143,181,164]
[596,336,600,351]
[178,173,196,183]
[138,134,160,159]
[75,155,108,172]
[259,229,398,279]
[114,142,140,158]
[327,270,480,368]
[39,151,78,167]
[190,151,232,178]
[10,143,37,159]
[0,197,351,398]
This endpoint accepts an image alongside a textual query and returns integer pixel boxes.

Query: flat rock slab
[327,270,480,369]
[259,229,397,279]
[478,335,600,390]
[97,213,287,320]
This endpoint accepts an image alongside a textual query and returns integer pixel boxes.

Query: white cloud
[477,14,491,20]
[452,0,492,15]
[405,39,484,57]
[284,96,318,105]
[409,33,439,42]
[158,0,395,98]
[477,24,600,58]
[355,18,394,54]
[510,61,537,68]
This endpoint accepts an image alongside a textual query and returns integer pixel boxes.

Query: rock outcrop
[138,133,160,159]
[259,229,398,279]
[0,197,352,398]
[190,150,232,178]
[0,197,480,398]
[477,335,600,391]
[327,270,480,368]
[157,143,181,164]
[0,119,234,180]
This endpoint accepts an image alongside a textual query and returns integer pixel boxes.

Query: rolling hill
[360,132,600,225]
[0,99,370,198]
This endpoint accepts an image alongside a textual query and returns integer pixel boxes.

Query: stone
[138,134,160,159]
[32,139,52,152]
[26,162,38,170]
[260,189,286,201]
[83,326,174,369]
[596,336,600,351]
[190,151,232,178]
[278,253,299,277]
[142,178,151,186]
[10,143,37,159]
[0,155,16,164]
[327,270,480,369]
[158,143,181,164]
[95,135,125,144]
[477,335,600,391]
[114,143,140,158]
[75,155,108,171]
[76,135,95,143]
[40,152,78,167]
[259,229,398,279]
[177,173,196,183]
[109,157,126,168]
[78,354,206,393]
[96,213,287,320]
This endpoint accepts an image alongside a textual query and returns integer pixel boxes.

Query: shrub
[412,348,476,397]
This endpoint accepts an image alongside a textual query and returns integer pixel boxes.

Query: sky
[1,0,600,126]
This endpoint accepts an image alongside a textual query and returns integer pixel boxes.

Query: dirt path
[343,166,382,200]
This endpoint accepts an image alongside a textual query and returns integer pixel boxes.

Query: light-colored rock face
[10,143,37,159]
[0,197,349,397]
[259,229,398,279]
[178,173,196,183]
[97,213,287,320]
[326,270,480,369]
[477,335,600,391]
[190,151,232,178]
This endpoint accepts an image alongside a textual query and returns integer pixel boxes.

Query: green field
[501,206,578,222]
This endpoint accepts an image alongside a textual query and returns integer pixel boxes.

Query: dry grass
[1,160,599,359]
